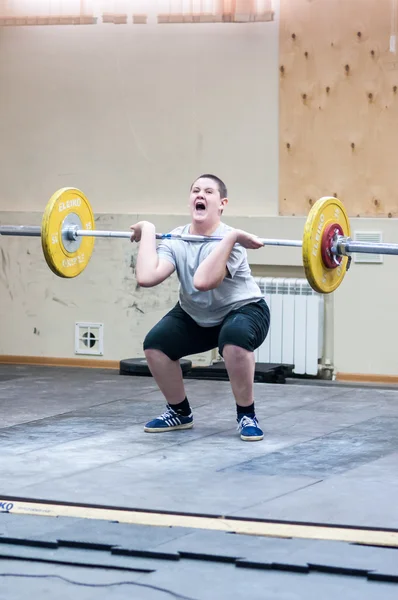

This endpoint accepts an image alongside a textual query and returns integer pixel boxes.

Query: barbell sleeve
[0,226,41,237]
[344,240,398,256]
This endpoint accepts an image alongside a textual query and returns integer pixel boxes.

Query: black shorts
[143,299,270,361]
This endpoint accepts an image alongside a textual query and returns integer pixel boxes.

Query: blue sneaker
[237,415,264,441]
[144,406,194,433]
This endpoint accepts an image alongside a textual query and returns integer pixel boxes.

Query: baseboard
[0,355,120,370]
[335,372,398,385]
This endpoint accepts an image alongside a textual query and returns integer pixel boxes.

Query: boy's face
[189,177,228,225]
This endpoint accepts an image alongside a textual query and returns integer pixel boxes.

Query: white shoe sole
[240,433,264,441]
[144,422,194,433]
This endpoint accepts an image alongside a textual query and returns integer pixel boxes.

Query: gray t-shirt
[157,222,263,327]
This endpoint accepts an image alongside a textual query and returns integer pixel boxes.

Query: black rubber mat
[184,361,293,384]
[119,358,192,376]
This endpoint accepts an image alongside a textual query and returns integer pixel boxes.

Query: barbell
[0,187,397,294]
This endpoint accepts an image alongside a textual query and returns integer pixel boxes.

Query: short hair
[191,174,227,199]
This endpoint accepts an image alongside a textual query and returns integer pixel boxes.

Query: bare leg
[144,348,186,405]
[222,344,263,441]
[222,344,255,407]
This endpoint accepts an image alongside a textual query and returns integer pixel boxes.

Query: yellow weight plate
[41,188,95,278]
[302,196,351,294]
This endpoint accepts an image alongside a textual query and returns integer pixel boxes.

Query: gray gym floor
[1,364,398,599]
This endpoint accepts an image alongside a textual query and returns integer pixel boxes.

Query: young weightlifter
[130,174,270,441]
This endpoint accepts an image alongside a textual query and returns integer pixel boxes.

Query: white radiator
[254,277,324,376]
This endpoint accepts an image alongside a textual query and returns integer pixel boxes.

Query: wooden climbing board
[279,0,398,217]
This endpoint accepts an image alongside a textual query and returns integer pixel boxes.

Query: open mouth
[194,200,206,213]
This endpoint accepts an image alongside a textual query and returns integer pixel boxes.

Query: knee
[222,344,251,361]
[144,347,168,365]
[144,347,159,360]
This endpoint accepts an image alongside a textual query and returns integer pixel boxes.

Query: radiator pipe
[321,293,335,379]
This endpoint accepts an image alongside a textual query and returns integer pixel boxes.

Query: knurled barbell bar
[0,187,397,294]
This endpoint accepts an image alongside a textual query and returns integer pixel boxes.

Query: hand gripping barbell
[0,187,396,294]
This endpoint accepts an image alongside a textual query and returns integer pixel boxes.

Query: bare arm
[130,221,175,287]
[193,229,263,292]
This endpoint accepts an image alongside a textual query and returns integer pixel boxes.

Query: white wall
[0,212,180,361]
[0,21,279,216]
